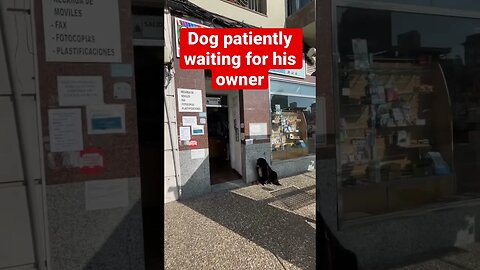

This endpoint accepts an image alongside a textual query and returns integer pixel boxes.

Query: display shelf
[377,125,428,132]
[398,144,432,149]
[338,61,455,189]
[343,127,369,131]
[271,110,309,160]
[346,67,431,75]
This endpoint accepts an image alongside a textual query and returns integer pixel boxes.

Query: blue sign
[92,117,122,130]
[269,56,306,79]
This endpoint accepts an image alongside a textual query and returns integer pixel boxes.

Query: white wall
[0,0,46,268]
[164,10,180,203]
[189,0,286,28]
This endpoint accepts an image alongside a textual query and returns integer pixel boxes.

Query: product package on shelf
[370,85,386,104]
[427,152,451,175]
[351,138,370,163]
[352,38,370,70]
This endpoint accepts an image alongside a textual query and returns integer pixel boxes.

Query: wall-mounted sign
[80,147,103,175]
[85,178,129,210]
[182,116,197,126]
[113,82,132,100]
[179,126,191,141]
[206,97,221,107]
[57,76,104,106]
[48,108,83,152]
[42,0,122,62]
[133,15,163,40]
[191,149,206,159]
[191,125,205,135]
[186,140,198,147]
[111,64,133,77]
[269,56,306,79]
[86,105,125,134]
[249,123,268,136]
[174,17,209,57]
[178,88,203,112]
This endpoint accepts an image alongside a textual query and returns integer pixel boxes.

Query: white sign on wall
[42,0,122,62]
[57,76,103,106]
[85,178,129,210]
[48,108,83,152]
[177,88,203,112]
[249,123,268,136]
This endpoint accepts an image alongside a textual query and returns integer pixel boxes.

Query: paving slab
[164,171,316,270]
[391,243,480,270]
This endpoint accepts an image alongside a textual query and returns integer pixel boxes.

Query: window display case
[338,61,456,218]
[271,110,309,160]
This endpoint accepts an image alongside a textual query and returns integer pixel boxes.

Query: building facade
[164,0,318,202]
[0,0,316,269]
[310,0,480,268]
[0,0,156,269]
[5,0,480,269]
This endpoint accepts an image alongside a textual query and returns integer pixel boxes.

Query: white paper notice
[182,116,197,126]
[249,123,268,136]
[86,105,125,134]
[48,108,83,152]
[179,126,191,141]
[113,82,132,99]
[178,88,202,112]
[85,178,129,210]
[81,153,103,168]
[57,76,103,106]
[191,149,206,159]
[42,0,122,62]
[61,151,82,168]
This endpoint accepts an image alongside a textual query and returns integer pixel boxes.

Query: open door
[228,91,242,176]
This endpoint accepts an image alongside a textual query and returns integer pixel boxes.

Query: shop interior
[336,7,480,220]
[270,93,316,160]
[206,95,242,185]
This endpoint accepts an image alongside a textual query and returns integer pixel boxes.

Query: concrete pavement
[164,169,480,270]
[164,171,316,270]
[390,243,480,270]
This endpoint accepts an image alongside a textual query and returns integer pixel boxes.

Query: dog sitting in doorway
[255,158,281,186]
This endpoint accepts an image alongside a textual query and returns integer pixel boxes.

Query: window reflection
[337,7,480,219]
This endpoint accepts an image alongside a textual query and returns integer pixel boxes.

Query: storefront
[166,9,257,198]
[167,0,317,200]
[269,75,317,176]
[317,0,480,268]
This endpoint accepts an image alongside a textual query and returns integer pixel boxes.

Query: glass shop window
[270,79,316,160]
[337,6,480,221]
[367,0,480,12]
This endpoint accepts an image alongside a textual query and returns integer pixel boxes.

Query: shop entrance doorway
[134,43,163,270]
[206,95,242,185]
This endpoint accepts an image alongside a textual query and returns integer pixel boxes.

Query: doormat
[270,186,315,211]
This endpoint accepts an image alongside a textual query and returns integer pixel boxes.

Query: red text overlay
[180,28,303,90]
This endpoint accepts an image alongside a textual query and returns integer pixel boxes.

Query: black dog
[256,158,280,185]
